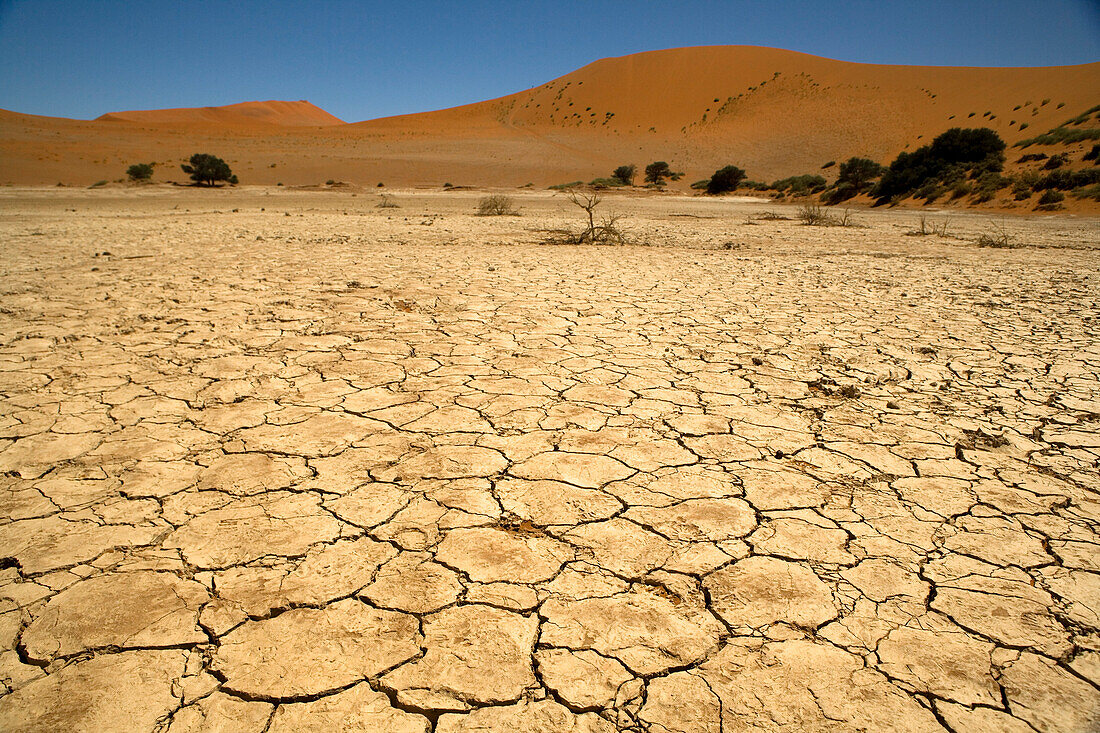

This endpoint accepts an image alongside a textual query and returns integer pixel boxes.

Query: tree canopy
[644,161,673,185]
[181,154,236,187]
[705,165,746,194]
[612,165,636,186]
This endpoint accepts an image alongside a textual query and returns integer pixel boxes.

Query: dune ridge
[0,46,1096,188]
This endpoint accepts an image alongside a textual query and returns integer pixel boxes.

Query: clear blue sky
[1,0,1097,122]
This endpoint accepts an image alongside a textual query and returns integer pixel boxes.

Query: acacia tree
[644,161,673,185]
[181,153,236,186]
[126,163,154,181]
[612,165,636,186]
[706,165,746,194]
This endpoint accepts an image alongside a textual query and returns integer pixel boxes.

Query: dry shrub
[976,220,1016,248]
[475,194,519,216]
[798,205,858,227]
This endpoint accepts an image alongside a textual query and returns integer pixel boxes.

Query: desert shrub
[949,181,972,199]
[89,180,107,188]
[1033,168,1100,191]
[690,179,711,190]
[376,194,399,208]
[549,181,583,190]
[797,204,831,225]
[475,194,519,216]
[644,161,673,185]
[1072,183,1100,201]
[181,153,234,186]
[1017,153,1047,163]
[771,174,826,195]
[976,221,1016,248]
[874,128,1004,203]
[824,157,883,203]
[821,182,857,205]
[1043,154,1068,170]
[1016,126,1100,147]
[1084,144,1100,162]
[612,165,636,186]
[821,160,835,169]
[589,177,626,188]
[837,157,883,191]
[1037,190,1065,208]
[706,165,746,194]
[126,163,154,181]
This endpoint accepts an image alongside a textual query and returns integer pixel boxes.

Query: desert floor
[0,186,1098,731]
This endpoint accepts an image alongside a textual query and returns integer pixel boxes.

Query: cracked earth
[0,187,1098,731]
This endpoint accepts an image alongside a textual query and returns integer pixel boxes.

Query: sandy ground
[0,187,1098,731]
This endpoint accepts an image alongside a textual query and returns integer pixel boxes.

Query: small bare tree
[565,189,626,244]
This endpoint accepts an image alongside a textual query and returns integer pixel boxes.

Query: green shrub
[126,163,154,181]
[1033,168,1100,191]
[821,160,835,169]
[644,161,673,185]
[549,181,584,190]
[824,157,883,203]
[771,174,826,195]
[690,179,710,190]
[1084,144,1100,162]
[181,153,235,186]
[588,177,626,188]
[1043,154,1068,170]
[611,165,636,186]
[706,165,746,194]
[1037,190,1064,207]
[874,128,1004,203]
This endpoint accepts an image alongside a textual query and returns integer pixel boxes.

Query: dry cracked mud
[0,187,1098,731]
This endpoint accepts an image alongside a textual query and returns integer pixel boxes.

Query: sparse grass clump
[976,220,1016,248]
[797,205,857,227]
[475,194,519,216]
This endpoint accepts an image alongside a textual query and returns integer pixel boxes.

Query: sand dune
[95,100,344,127]
[0,46,1096,189]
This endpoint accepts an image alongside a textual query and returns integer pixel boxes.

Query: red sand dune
[95,100,344,128]
[0,46,1096,189]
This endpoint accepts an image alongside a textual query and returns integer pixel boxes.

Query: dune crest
[0,45,1096,188]
[95,100,344,128]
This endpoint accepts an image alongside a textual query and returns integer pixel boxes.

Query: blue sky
[1,0,1097,122]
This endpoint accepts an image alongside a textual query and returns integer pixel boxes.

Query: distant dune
[95,100,345,127]
[1,46,1096,191]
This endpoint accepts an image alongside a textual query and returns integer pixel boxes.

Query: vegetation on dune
[612,165,636,186]
[644,161,681,186]
[181,153,237,187]
[873,127,1005,205]
[822,157,883,204]
[1015,104,1100,147]
[705,165,747,194]
[126,163,154,182]
[771,174,826,196]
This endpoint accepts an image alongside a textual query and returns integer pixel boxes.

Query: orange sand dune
[95,100,344,127]
[0,46,1096,189]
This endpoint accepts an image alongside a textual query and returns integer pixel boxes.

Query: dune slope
[0,46,1096,187]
